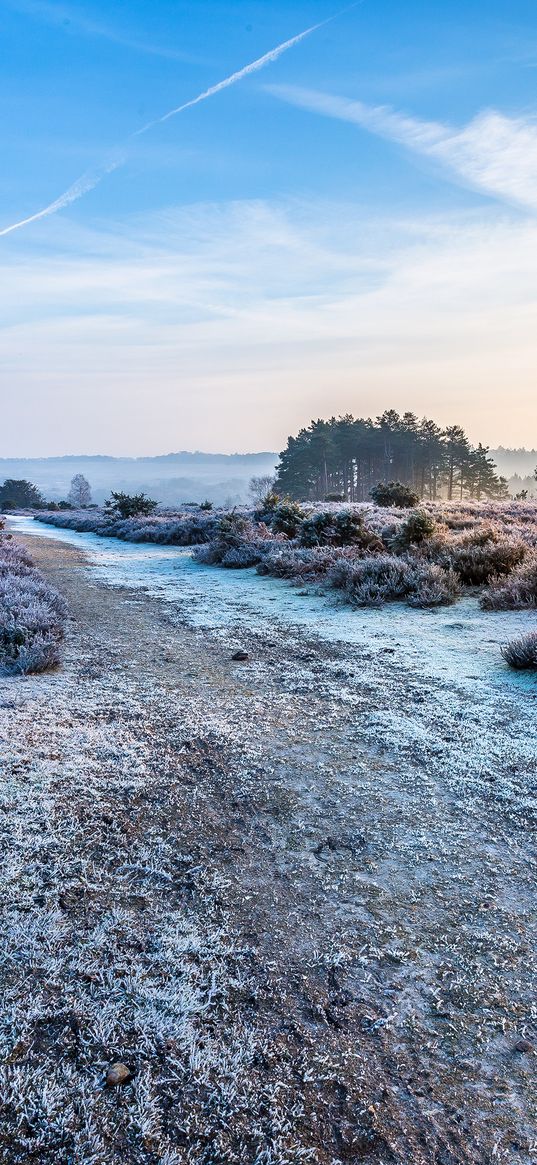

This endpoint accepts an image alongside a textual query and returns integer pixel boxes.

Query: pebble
[106,1062,132,1086]
[232,650,249,661]
[514,1039,534,1055]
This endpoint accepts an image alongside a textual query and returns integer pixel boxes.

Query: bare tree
[248,474,276,504]
[68,474,92,508]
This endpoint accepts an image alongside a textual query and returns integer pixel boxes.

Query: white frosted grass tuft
[501,629,537,669]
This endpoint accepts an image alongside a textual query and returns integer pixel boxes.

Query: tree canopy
[0,479,44,508]
[68,474,92,508]
[104,491,158,519]
[275,412,509,502]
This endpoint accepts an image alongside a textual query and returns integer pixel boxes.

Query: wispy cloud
[2,200,537,452]
[4,0,200,62]
[0,14,340,238]
[269,85,537,212]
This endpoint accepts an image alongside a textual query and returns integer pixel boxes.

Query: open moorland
[37,497,537,624]
[0,505,535,1164]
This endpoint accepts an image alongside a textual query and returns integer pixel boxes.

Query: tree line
[275,411,511,502]
[0,474,92,509]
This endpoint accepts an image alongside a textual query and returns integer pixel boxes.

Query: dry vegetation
[0,521,67,674]
[38,497,537,619]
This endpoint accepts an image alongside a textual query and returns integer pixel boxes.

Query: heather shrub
[501,631,537,669]
[328,555,413,606]
[446,540,526,586]
[481,556,537,610]
[193,513,273,568]
[406,564,460,607]
[0,535,67,674]
[328,555,458,608]
[457,524,503,547]
[370,482,420,508]
[390,510,437,550]
[257,546,349,580]
[220,545,265,568]
[300,510,382,550]
[192,542,227,566]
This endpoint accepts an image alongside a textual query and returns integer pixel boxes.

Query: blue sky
[2,0,537,454]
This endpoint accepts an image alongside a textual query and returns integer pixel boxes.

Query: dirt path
[1,532,535,1164]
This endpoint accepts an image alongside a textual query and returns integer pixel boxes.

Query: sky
[1,0,537,456]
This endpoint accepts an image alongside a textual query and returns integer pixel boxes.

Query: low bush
[444,540,526,586]
[300,510,383,550]
[370,482,420,508]
[481,555,537,610]
[194,541,267,569]
[391,510,437,549]
[501,631,537,669]
[328,555,458,608]
[257,545,351,580]
[220,545,266,568]
[0,529,67,674]
[328,555,412,606]
[270,501,305,538]
[193,513,278,569]
[254,498,305,538]
[104,491,158,519]
[406,563,460,607]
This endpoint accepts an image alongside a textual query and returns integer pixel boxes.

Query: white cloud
[1,200,537,454]
[268,85,537,213]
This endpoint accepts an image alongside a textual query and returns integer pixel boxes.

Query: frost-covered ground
[11,516,537,683]
[2,518,536,1164]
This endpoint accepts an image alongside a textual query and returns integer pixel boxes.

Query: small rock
[106,1062,132,1087]
[231,650,249,662]
[514,1039,534,1054]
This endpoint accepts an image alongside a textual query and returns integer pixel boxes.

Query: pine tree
[0,479,44,508]
[274,412,506,503]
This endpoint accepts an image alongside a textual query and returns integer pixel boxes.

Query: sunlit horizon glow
[1,0,537,456]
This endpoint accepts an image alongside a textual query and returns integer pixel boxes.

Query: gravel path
[0,529,535,1164]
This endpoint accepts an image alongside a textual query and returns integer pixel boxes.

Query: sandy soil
[0,530,535,1165]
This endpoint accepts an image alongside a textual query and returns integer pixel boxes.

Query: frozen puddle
[9,516,537,699]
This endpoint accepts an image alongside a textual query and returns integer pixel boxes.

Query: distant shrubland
[0,522,67,674]
[36,495,537,613]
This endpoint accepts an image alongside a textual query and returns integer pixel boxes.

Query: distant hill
[2,447,535,505]
[0,452,279,506]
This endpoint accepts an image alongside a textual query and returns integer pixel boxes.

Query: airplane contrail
[0,156,123,237]
[132,16,337,137]
[0,8,355,238]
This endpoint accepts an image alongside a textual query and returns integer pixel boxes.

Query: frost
[0,528,67,673]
